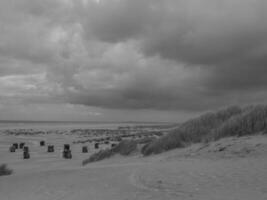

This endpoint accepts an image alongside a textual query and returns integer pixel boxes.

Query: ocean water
[0,121,165,131]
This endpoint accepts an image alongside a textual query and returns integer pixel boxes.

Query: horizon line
[0,120,175,124]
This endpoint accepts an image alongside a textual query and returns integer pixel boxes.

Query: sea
[0,121,168,131]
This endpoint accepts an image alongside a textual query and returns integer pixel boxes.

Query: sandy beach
[1,129,266,200]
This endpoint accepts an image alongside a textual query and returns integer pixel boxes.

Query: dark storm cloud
[81,0,267,64]
[73,0,267,109]
[1,0,267,117]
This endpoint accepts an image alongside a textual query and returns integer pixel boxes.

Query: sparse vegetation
[82,140,138,165]
[142,105,267,156]
[112,140,138,155]
[0,164,13,176]
[82,149,114,165]
[135,136,156,144]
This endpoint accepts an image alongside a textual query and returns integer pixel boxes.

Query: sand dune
[1,134,267,200]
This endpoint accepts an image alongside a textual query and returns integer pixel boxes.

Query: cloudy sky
[0,0,267,122]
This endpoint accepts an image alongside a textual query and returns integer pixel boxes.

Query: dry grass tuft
[0,164,13,176]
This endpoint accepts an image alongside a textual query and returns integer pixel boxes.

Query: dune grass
[0,164,13,176]
[82,149,114,165]
[210,105,267,140]
[142,105,267,156]
[82,140,138,165]
[83,105,267,160]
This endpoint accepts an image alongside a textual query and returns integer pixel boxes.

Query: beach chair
[82,146,88,153]
[63,144,72,159]
[64,144,70,150]
[94,143,99,149]
[19,142,25,149]
[40,141,45,146]
[63,149,72,159]
[13,143,18,149]
[23,151,30,159]
[23,146,29,152]
[9,145,16,152]
[47,145,54,152]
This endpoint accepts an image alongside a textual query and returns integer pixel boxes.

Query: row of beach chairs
[8,141,99,159]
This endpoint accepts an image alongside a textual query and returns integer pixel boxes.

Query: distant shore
[0,121,173,131]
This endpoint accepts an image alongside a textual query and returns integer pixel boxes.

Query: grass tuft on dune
[142,105,267,156]
[0,164,13,176]
[82,140,138,165]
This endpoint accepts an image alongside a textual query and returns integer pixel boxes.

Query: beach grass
[0,164,13,176]
[142,105,267,156]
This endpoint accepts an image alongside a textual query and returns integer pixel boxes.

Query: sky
[0,0,267,122]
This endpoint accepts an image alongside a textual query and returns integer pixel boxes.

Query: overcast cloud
[0,0,267,122]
